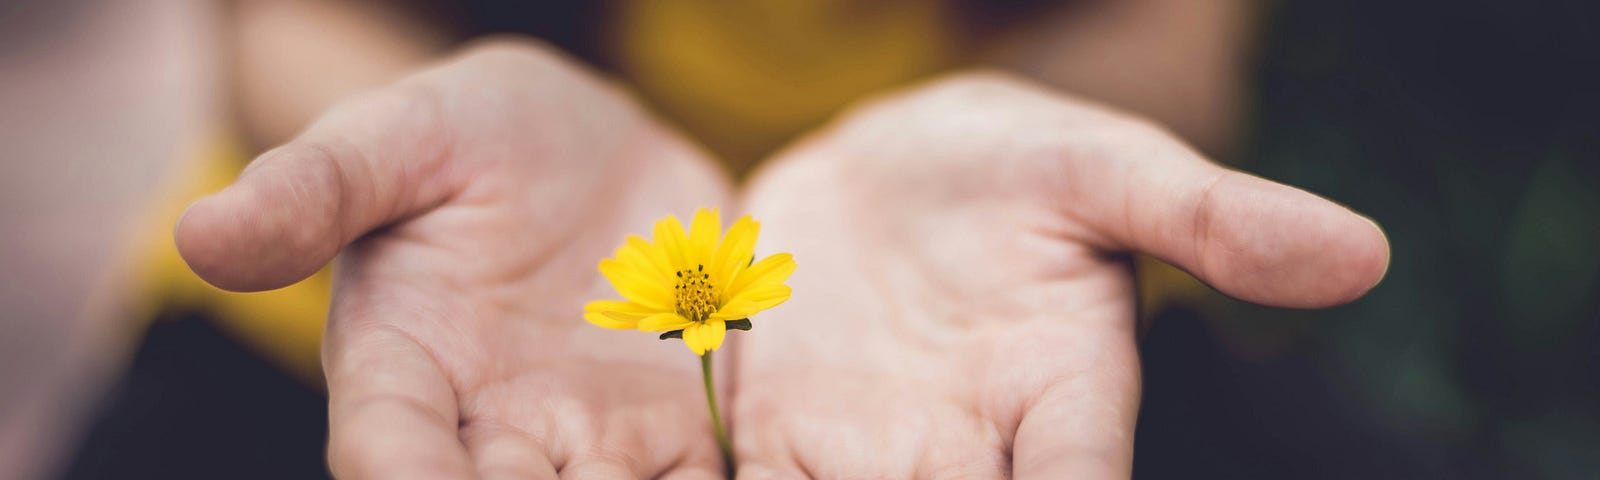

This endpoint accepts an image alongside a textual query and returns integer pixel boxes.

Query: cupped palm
[729,72,1389,479]
[178,41,734,479]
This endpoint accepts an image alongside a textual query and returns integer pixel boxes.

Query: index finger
[323,322,471,479]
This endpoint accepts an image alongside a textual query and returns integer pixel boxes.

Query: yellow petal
[637,312,694,332]
[584,311,636,329]
[709,298,759,321]
[729,284,792,310]
[688,208,721,269]
[629,236,674,277]
[682,319,727,355]
[681,325,705,355]
[616,236,671,283]
[728,253,797,297]
[703,319,727,352]
[712,216,758,298]
[599,259,673,309]
[653,215,690,271]
[584,299,659,319]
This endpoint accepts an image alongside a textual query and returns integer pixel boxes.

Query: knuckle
[908,69,1165,140]
[928,69,1033,95]
[839,69,1054,129]
[441,34,623,106]
[321,81,447,136]
[455,34,570,73]
[266,142,349,250]
[912,69,1043,106]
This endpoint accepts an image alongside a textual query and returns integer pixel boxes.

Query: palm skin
[177,40,732,479]
[731,73,1390,478]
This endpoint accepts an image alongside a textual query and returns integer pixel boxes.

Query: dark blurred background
[2,0,1596,479]
[1135,1,1598,478]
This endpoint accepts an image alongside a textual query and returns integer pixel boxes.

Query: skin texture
[731,73,1389,478]
[177,39,731,479]
[178,43,1389,478]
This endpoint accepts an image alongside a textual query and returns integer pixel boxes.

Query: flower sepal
[657,319,751,341]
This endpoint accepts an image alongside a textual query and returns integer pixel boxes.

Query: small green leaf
[726,319,752,331]
[659,329,684,340]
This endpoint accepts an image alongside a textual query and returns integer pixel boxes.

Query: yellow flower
[585,208,795,355]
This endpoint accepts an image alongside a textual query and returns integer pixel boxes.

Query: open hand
[730,72,1389,478]
[177,39,732,479]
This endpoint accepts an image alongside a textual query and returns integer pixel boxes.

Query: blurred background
[1,0,1596,478]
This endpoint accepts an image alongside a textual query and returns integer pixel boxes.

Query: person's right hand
[176,39,732,479]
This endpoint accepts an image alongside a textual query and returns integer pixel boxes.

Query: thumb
[1069,122,1390,309]
[175,87,460,292]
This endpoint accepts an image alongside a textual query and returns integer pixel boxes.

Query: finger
[732,463,811,479]
[557,450,723,480]
[557,452,642,480]
[656,464,727,480]
[558,436,726,480]
[174,82,460,291]
[729,403,812,479]
[460,425,559,480]
[325,324,472,479]
[656,439,730,480]
[1068,124,1389,308]
[1010,331,1142,479]
[915,447,1009,479]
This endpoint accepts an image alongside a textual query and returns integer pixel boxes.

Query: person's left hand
[728,72,1389,478]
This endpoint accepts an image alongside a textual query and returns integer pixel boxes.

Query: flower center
[675,264,717,322]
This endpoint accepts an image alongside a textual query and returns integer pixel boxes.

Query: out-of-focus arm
[0,2,450,477]
[0,1,222,478]
[982,0,1258,157]
[230,0,452,150]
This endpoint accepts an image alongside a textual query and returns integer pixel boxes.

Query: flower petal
[616,235,672,283]
[729,284,792,310]
[584,299,659,319]
[599,259,674,309]
[703,319,727,352]
[688,208,721,268]
[630,235,674,275]
[712,215,758,299]
[584,311,635,329]
[653,215,691,271]
[728,253,797,296]
[682,319,727,355]
[709,298,760,321]
[584,299,665,330]
[638,312,694,332]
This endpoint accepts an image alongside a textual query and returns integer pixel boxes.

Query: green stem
[701,352,734,473]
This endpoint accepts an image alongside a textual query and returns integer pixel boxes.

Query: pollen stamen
[675,263,718,322]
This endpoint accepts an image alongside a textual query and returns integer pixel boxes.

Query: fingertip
[174,190,256,291]
[1284,191,1392,308]
[173,156,341,292]
[1200,175,1392,308]
[1332,214,1392,304]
